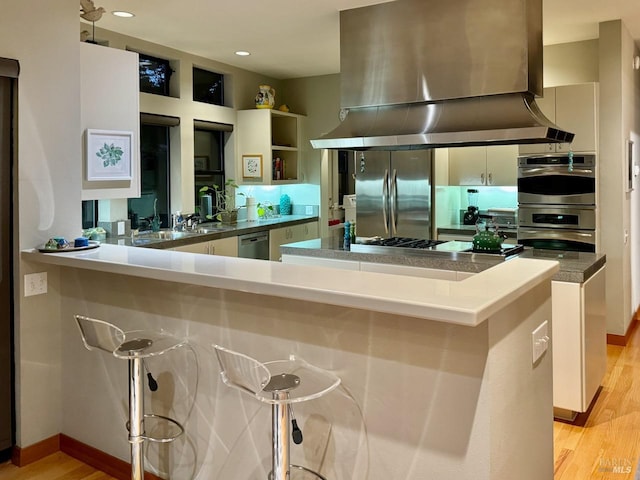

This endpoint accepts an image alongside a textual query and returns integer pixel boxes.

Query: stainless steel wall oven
[517,154,596,205]
[517,154,596,252]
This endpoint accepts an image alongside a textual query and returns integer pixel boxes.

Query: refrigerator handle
[382,169,390,235]
[390,169,398,236]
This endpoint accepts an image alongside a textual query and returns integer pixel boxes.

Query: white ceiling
[84,0,640,79]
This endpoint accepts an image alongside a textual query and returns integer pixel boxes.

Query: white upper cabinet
[448,145,518,186]
[236,109,305,185]
[519,83,598,155]
[80,43,140,200]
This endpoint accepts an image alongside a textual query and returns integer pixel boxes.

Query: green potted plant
[201,179,245,224]
[256,201,274,219]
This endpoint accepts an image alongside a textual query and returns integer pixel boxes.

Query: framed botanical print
[86,129,133,181]
[242,154,263,179]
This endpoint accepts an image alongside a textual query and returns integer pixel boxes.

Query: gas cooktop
[360,237,446,249]
[351,237,524,258]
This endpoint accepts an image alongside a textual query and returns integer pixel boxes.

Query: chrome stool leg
[129,356,145,480]
[272,390,290,480]
[213,346,340,480]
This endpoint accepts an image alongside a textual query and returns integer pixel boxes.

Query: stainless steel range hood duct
[311,0,574,150]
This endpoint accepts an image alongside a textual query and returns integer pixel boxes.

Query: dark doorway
[0,57,18,461]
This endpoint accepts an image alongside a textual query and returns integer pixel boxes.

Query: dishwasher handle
[239,232,269,245]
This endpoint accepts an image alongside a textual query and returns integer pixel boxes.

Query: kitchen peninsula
[282,238,607,419]
[23,245,557,479]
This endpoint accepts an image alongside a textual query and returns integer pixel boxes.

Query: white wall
[281,75,341,235]
[544,40,599,87]
[631,55,640,322]
[0,0,81,446]
[598,20,639,335]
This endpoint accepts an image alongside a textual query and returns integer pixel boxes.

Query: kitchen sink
[195,223,234,234]
[134,230,194,241]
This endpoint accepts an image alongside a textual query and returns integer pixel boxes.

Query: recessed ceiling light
[112,11,135,18]
[235,51,251,57]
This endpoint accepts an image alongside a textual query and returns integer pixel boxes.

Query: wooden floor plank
[0,452,117,480]
[554,324,640,479]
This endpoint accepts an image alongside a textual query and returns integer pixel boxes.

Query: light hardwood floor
[554,323,640,479]
[1,327,639,480]
[0,452,116,480]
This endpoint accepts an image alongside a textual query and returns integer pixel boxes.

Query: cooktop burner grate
[468,244,524,256]
[353,238,525,258]
[367,237,446,249]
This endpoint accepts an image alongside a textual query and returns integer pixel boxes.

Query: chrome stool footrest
[269,465,327,480]
[126,413,185,443]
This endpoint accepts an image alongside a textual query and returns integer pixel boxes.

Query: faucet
[188,214,200,230]
[151,198,161,232]
[172,211,186,231]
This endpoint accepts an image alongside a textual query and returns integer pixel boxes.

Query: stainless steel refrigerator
[355,150,433,239]
[0,57,18,459]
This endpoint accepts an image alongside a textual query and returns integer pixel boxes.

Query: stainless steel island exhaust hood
[311,0,574,150]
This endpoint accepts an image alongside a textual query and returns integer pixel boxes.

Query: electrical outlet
[531,320,549,364]
[24,272,47,297]
[305,205,313,215]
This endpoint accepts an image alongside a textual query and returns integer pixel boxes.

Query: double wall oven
[517,154,596,252]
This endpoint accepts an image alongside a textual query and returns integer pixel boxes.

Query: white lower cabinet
[171,242,210,254]
[270,221,318,261]
[552,266,606,414]
[171,236,238,257]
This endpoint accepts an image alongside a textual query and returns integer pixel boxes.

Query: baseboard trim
[11,434,60,467]
[10,433,161,480]
[607,311,640,346]
[60,434,162,480]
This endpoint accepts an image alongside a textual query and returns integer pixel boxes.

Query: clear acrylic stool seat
[75,315,186,480]
[214,345,341,480]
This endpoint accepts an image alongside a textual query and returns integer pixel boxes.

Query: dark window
[139,53,172,96]
[194,128,227,217]
[193,67,224,105]
[81,200,98,229]
[127,124,171,230]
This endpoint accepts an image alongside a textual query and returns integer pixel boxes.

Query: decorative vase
[255,85,275,109]
[246,197,257,222]
[219,210,238,224]
[199,194,212,218]
[279,194,291,215]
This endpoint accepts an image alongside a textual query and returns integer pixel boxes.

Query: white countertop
[22,244,558,326]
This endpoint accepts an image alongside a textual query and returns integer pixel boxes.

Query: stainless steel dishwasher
[238,231,270,260]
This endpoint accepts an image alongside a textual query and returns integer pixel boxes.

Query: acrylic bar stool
[75,314,186,480]
[214,344,341,480]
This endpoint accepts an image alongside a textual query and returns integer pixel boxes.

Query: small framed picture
[242,154,263,179]
[86,129,133,181]
[194,155,209,171]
